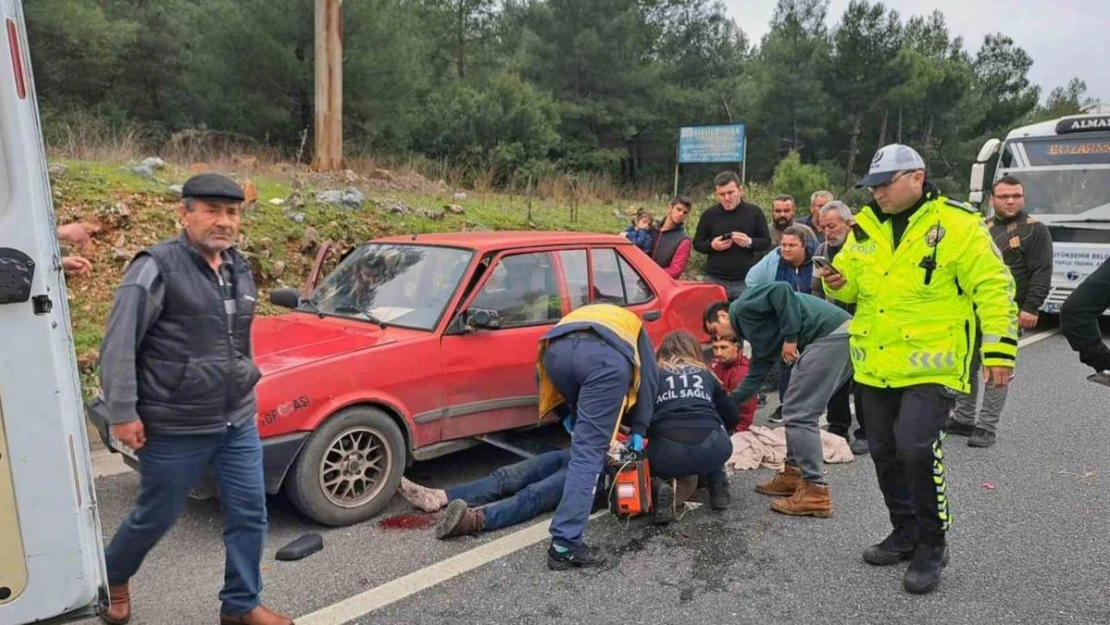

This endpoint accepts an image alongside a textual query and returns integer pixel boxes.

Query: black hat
[182,173,245,202]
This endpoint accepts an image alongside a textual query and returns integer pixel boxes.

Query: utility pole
[313,0,343,171]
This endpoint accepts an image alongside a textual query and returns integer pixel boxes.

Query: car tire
[285,406,406,526]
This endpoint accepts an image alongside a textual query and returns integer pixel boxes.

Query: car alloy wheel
[318,426,391,508]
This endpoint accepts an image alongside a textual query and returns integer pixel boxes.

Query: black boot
[706,471,731,511]
[863,524,916,566]
[903,542,950,594]
[547,541,607,571]
[652,477,676,525]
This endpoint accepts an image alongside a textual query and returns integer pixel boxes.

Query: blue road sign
[677,124,746,164]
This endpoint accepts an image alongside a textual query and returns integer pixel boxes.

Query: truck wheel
[285,406,405,526]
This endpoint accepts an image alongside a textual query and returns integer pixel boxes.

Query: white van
[0,1,108,623]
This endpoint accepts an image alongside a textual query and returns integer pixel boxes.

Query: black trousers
[826,380,866,440]
[858,383,954,544]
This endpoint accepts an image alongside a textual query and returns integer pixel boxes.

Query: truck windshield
[998,167,1110,216]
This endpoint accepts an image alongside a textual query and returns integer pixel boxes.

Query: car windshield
[998,167,1110,217]
[308,244,472,330]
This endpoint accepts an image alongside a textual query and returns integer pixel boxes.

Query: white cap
[856,144,926,188]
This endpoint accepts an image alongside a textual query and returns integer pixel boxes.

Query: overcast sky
[722,0,1110,104]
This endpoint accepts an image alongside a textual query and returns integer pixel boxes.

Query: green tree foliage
[772,150,829,205]
[23,0,1096,192]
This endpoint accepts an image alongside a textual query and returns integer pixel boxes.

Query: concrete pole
[313,0,343,171]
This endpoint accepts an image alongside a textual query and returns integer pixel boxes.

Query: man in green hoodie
[703,283,852,516]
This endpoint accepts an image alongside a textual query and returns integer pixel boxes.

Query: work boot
[863,525,917,566]
[219,605,294,625]
[903,543,950,595]
[547,542,607,571]
[945,418,975,437]
[849,437,870,455]
[770,481,832,518]
[435,499,485,539]
[755,464,803,497]
[399,477,448,512]
[674,476,699,507]
[100,583,131,625]
[652,477,677,525]
[968,428,996,448]
[707,473,732,511]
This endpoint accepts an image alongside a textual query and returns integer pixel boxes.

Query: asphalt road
[77,329,1110,625]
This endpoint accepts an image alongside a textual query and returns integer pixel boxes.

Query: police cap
[182,173,245,202]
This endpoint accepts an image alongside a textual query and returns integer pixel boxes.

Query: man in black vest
[97,174,292,625]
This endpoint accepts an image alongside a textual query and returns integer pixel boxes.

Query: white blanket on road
[725,425,854,471]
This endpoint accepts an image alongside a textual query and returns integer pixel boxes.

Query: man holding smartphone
[693,171,772,300]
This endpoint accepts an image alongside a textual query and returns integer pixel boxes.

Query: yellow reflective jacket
[825,191,1017,393]
[536,304,647,434]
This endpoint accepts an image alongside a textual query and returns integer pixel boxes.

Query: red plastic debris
[982,482,995,490]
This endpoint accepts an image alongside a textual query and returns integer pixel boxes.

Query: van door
[0,2,108,623]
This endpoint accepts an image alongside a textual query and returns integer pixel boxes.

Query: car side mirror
[270,288,300,309]
[465,308,501,331]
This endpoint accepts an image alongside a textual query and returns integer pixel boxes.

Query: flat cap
[182,173,245,202]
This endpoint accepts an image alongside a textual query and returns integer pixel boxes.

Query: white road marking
[1018,327,1060,349]
[296,511,607,625]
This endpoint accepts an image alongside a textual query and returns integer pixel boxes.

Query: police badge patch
[925,224,946,247]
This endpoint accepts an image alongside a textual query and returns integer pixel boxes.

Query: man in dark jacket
[693,171,772,300]
[949,175,1054,448]
[651,196,694,278]
[96,174,291,625]
[1061,256,1110,375]
[704,284,852,518]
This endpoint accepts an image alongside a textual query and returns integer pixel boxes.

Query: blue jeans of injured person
[542,333,632,548]
[104,420,267,617]
[446,450,571,531]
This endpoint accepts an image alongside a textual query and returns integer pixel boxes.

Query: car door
[438,249,568,440]
[588,246,667,345]
[0,3,107,622]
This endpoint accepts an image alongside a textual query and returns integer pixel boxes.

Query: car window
[590,248,653,306]
[469,252,562,328]
[558,250,589,311]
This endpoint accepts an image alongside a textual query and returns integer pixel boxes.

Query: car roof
[374,231,631,251]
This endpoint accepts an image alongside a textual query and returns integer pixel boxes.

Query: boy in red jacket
[709,336,758,432]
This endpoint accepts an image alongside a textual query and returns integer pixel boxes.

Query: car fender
[295,389,418,452]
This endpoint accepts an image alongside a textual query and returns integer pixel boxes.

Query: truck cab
[968,103,1110,313]
[0,1,108,622]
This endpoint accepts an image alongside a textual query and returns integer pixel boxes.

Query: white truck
[0,1,109,623]
[969,103,1110,313]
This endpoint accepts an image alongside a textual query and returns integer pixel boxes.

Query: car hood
[252,314,398,376]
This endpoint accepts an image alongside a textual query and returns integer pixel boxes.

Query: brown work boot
[100,583,131,625]
[435,499,486,539]
[770,480,833,518]
[755,464,803,497]
[219,605,294,625]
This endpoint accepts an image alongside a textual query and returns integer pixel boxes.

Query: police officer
[97,174,292,625]
[823,145,1017,595]
[536,304,659,570]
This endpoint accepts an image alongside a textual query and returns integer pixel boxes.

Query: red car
[96,232,725,526]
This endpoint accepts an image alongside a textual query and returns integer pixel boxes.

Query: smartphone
[813,255,840,276]
[1088,372,1110,388]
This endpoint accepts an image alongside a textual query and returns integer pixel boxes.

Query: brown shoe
[100,583,131,624]
[755,464,803,497]
[771,480,833,518]
[219,605,294,625]
[435,499,486,539]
